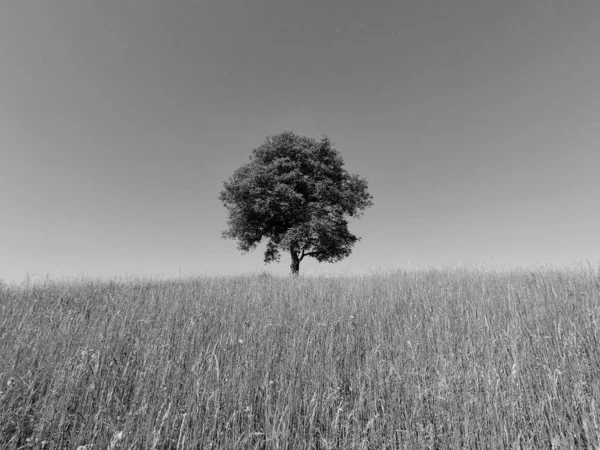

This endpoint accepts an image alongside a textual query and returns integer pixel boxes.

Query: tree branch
[302,251,322,258]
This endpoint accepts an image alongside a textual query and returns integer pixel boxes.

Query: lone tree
[219,131,373,275]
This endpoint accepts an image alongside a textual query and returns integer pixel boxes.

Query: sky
[1,0,599,282]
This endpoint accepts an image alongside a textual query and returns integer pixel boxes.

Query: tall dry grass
[1,266,599,449]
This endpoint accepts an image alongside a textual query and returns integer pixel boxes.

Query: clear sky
[1,0,599,282]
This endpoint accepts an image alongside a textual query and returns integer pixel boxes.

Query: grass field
[1,266,599,449]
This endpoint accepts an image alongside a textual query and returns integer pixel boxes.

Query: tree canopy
[219,131,373,275]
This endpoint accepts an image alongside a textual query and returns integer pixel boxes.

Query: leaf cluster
[219,131,373,265]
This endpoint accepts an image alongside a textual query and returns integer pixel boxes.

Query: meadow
[1,265,599,449]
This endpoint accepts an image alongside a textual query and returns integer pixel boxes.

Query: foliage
[219,131,373,273]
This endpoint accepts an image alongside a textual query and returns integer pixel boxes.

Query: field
[1,266,599,449]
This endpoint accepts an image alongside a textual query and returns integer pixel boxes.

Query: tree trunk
[290,250,300,276]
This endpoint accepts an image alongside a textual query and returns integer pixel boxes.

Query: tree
[219,131,373,275]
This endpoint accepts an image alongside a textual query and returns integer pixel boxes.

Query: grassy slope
[1,267,599,449]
